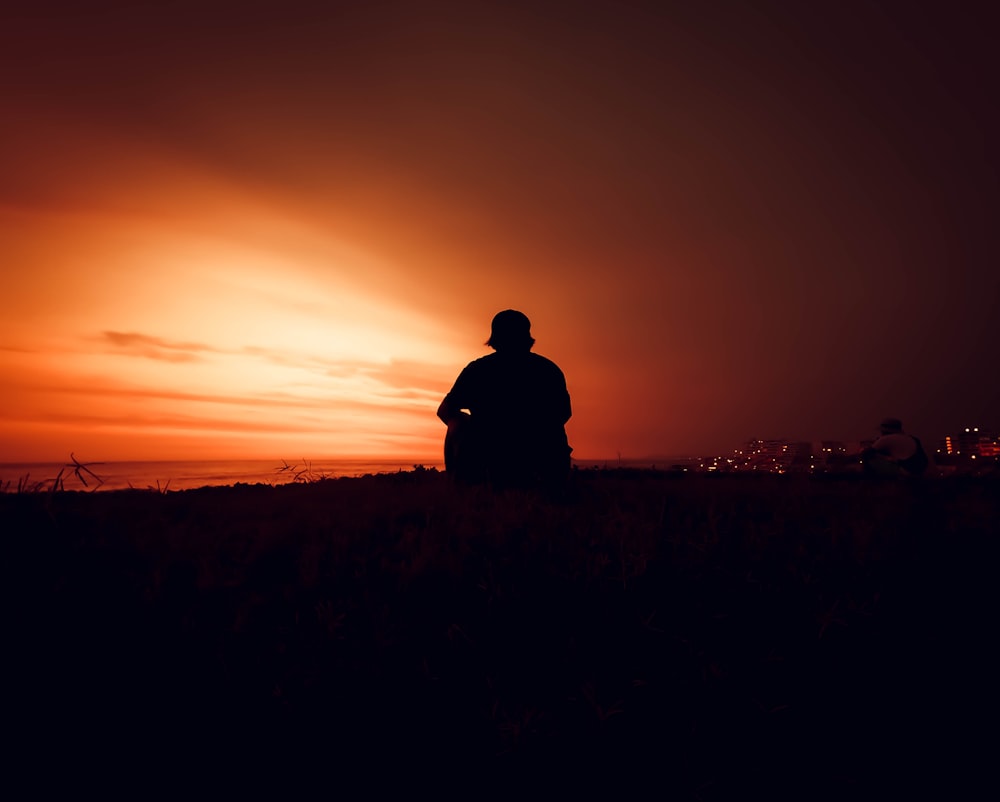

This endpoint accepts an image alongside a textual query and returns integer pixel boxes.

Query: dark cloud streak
[100,331,214,362]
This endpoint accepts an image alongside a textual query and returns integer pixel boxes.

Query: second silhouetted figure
[437,310,572,489]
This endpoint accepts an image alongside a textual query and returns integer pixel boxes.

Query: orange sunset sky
[2,1,997,463]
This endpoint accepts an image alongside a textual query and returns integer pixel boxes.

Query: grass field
[5,469,996,794]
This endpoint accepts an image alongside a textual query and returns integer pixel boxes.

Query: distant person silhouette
[437,310,572,489]
[861,417,932,478]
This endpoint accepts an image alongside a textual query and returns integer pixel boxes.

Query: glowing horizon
[0,178,478,462]
[3,4,996,462]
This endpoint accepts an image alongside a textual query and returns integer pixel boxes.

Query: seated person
[861,417,932,477]
[438,310,572,489]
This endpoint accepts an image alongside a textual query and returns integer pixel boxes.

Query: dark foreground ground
[4,470,997,795]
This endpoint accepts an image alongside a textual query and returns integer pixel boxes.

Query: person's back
[438,310,571,488]
[454,350,570,482]
[872,431,918,462]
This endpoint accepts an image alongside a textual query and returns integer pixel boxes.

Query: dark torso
[444,351,571,475]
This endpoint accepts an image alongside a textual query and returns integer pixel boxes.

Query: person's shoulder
[458,353,500,377]
[466,353,499,369]
[528,352,563,369]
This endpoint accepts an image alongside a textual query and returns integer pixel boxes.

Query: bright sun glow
[0,198,468,462]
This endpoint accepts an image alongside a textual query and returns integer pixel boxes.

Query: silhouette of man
[861,417,932,477]
[437,310,572,488]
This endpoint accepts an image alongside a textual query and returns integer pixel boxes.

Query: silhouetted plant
[2,466,66,494]
[276,458,331,484]
[67,452,104,490]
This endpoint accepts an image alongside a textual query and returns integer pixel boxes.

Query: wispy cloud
[23,409,332,435]
[28,383,318,410]
[362,359,454,395]
[100,331,217,362]
[241,345,371,376]
[1,329,453,458]
[0,345,40,354]
[13,379,440,420]
[95,332,455,393]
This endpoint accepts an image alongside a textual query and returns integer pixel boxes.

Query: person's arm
[437,395,462,426]
[438,365,473,427]
[556,367,571,424]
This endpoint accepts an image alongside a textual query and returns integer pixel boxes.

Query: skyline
[2,2,997,462]
[3,419,997,467]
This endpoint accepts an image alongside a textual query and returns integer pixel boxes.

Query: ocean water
[0,456,693,493]
[0,458,446,492]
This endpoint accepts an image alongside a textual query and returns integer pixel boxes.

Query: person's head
[879,417,904,435]
[486,309,535,352]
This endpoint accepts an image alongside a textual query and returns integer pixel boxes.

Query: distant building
[809,440,846,471]
[943,426,999,457]
[734,439,812,473]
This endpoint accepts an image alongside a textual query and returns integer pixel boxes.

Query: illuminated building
[735,439,812,472]
[943,426,999,457]
[819,440,847,455]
